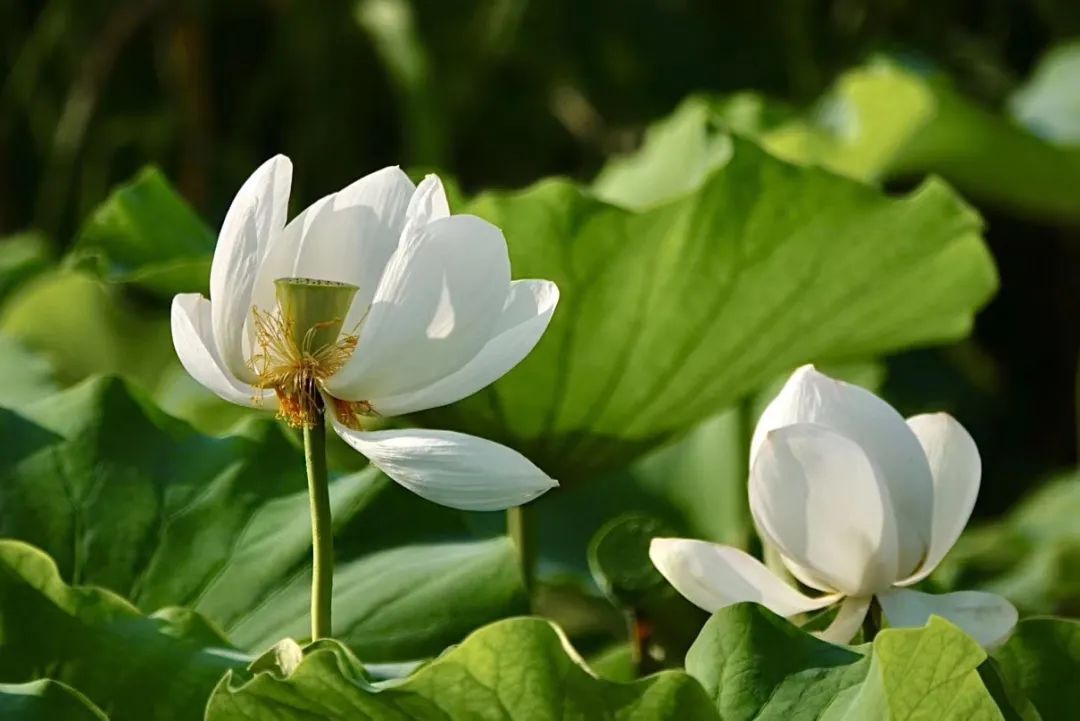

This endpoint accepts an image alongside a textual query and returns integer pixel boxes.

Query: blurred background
[2,0,1080,668]
[5,0,1080,505]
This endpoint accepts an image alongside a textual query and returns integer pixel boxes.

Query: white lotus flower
[650,365,1017,648]
[171,155,559,511]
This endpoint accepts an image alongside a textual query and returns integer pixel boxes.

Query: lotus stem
[304,410,333,640]
[508,504,536,599]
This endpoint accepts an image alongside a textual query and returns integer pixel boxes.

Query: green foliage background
[1,1,1080,718]
[3,0,1080,511]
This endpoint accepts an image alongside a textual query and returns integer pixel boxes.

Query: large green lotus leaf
[72,166,215,298]
[832,618,1004,720]
[5,148,993,478]
[223,537,522,660]
[685,604,869,720]
[424,138,994,480]
[0,680,109,721]
[0,376,524,662]
[205,617,719,720]
[0,540,244,721]
[687,604,1005,720]
[993,618,1080,720]
[598,62,1080,226]
[937,473,1080,615]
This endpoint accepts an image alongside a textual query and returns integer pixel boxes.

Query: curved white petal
[649,538,841,616]
[751,365,933,576]
[326,214,511,401]
[171,294,273,408]
[877,587,1017,649]
[329,422,556,511]
[403,174,451,231]
[816,596,871,645]
[360,280,559,416]
[251,166,416,329]
[750,423,900,597]
[782,556,837,593]
[210,155,292,383]
[897,413,982,586]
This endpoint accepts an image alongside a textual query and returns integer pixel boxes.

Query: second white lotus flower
[172,155,559,511]
[651,365,1017,647]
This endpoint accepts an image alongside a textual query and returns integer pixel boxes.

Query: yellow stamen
[332,398,376,430]
[247,278,369,428]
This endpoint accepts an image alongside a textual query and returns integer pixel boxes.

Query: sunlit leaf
[593,96,734,209]
[428,149,993,481]
[600,61,1080,225]
[205,618,719,720]
[73,166,215,298]
[686,604,1006,719]
[841,617,1004,719]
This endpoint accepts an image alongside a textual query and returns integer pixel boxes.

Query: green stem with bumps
[304,412,333,640]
